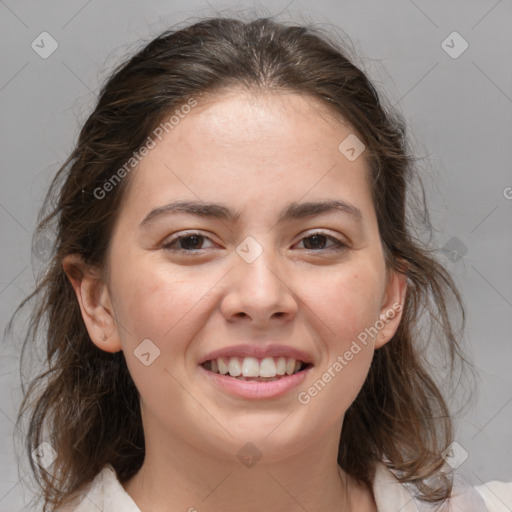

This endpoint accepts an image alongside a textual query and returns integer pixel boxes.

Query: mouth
[200,356,314,382]
[198,356,314,399]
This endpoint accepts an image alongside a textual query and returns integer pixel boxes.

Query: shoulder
[56,465,140,512]
[372,461,512,512]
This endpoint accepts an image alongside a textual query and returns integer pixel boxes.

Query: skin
[63,87,407,512]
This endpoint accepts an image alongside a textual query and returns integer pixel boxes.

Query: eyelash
[162,231,348,254]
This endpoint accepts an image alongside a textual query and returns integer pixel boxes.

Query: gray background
[1,0,511,510]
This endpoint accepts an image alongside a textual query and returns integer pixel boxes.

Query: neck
[121,415,374,512]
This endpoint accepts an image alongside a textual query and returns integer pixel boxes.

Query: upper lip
[198,344,315,365]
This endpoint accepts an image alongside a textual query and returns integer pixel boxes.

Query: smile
[201,356,311,380]
[199,357,314,399]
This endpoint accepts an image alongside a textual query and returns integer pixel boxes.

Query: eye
[162,231,348,255]
[162,232,216,253]
[294,232,348,252]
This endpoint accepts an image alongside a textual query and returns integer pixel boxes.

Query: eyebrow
[138,199,363,229]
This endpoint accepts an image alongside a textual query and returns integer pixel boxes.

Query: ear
[375,265,408,349]
[62,254,122,353]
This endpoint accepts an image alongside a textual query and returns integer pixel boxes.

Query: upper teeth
[208,357,303,377]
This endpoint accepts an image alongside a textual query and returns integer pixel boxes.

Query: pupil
[181,235,202,250]
[304,234,326,250]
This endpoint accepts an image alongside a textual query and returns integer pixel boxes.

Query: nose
[219,244,298,326]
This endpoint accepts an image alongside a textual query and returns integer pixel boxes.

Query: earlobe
[375,268,408,349]
[62,254,122,353]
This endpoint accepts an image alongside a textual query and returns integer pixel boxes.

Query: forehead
[118,88,372,223]
[167,88,357,151]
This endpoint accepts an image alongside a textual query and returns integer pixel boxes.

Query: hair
[7,14,474,511]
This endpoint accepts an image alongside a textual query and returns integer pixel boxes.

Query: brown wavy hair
[7,15,473,511]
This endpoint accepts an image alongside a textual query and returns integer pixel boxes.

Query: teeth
[208,356,305,378]
[227,357,242,377]
[259,357,277,377]
[217,357,228,375]
[286,358,296,375]
[241,357,260,377]
[276,357,286,375]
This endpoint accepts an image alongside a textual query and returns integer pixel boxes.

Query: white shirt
[60,462,512,512]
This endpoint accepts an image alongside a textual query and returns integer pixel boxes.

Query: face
[65,88,406,464]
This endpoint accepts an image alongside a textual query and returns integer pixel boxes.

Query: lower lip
[198,364,312,399]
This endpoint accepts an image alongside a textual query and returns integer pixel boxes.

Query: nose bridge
[236,235,287,298]
[221,234,297,321]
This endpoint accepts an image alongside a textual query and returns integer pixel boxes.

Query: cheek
[298,270,381,423]
[296,263,384,413]
[305,264,385,348]
[111,261,203,343]
[109,263,202,406]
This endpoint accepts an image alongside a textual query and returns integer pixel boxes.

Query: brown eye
[296,233,347,252]
[163,233,215,253]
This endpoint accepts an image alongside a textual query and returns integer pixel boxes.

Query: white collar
[371,461,420,511]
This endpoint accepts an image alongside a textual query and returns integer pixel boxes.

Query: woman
[11,15,512,512]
